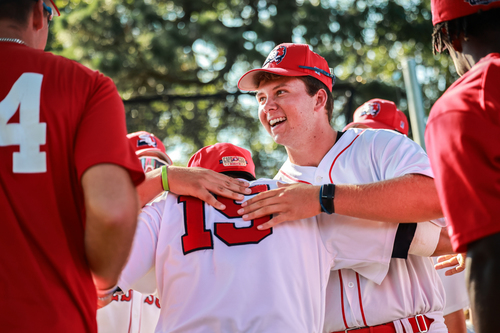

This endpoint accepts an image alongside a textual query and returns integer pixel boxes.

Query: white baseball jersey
[97,290,161,333]
[276,128,447,333]
[118,179,396,333]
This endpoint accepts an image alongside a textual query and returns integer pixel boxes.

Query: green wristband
[161,165,169,191]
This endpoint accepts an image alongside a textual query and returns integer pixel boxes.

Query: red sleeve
[74,73,144,186]
[426,104,500,252]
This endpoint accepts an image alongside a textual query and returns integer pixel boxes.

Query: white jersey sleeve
[119,194,170,294]
[317,213,393,285]
[408,221,442,257]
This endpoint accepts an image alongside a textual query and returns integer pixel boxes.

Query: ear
[32,0,45,31]
[313,88,328,113]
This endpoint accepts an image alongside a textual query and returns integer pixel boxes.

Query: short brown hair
[0,0,37,26]
[254,72,334,122]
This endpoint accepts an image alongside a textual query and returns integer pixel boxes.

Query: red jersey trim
[128,292,133,333]
[329,130,366,183]
[356,273,368,327]
[338,270,349,329]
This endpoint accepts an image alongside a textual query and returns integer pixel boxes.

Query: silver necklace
[0,38,26,45]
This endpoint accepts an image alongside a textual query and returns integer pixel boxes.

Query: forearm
[82,165,141,290]
[334,174,443,222]
[137,167,163,207]
[85,194,139,290]
[432,227,454,256]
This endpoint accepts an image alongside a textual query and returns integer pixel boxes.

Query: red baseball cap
[127,131,173,165]
[343,99,409,135]
[431,0,500,25]
[188,143,256,180]
[238,43,335,92]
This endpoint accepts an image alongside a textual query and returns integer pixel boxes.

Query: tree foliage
[48,0,456,177]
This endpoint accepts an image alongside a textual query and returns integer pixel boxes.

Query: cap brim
[48,0,60,16]
[238,68,311,91]
[137,149,173,166]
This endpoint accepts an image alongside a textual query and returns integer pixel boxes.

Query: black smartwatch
[320,184,335,214]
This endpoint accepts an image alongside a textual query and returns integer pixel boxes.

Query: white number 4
[0,73,47,173]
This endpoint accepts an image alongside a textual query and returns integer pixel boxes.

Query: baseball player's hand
[434,253,466,276]
[238,182,321,229]
[168,166,252,210]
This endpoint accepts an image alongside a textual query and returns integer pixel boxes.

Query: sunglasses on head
[139,156,169,173]
[41,1,54,26]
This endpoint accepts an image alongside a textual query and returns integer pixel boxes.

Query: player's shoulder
[342,127,409,148]
[476,52,500,75]
[431,53,500,118]
[41,50,110,84]
[480,53,500,95]
[141,192,179,219]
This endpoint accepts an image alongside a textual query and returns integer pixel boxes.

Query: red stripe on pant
[331,314,434,333]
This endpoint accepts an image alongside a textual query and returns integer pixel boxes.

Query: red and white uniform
[97,290,161,333]
[0,42,144,333]
[426,53,500,253]
[119,179,396,333]
[276,128,447,333]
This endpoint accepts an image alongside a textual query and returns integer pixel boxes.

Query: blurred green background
[47,0,456,178]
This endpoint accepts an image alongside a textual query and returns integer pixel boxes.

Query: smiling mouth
[269,117,287,128]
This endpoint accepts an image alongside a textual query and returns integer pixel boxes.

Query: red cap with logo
[188,143,256,180]
[343,99,409,135]
[238,43,335,92]
[126,131,173,165]
[431,0,500,25]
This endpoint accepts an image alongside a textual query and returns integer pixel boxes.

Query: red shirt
[0,42,144,332]
[426,53,500,253]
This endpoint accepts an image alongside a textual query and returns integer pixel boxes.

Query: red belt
[331,314,434,333]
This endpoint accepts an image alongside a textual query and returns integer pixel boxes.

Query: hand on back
[238,182,322,229]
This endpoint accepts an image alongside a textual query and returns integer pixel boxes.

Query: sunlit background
[47,0,457,178]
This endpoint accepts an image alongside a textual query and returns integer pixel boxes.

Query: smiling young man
[237,43,449,332]
[238,44,442,226]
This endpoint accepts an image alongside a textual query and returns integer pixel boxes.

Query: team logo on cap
[466,0,499,5]
[137,134,157,148]
[359,102,381,117]
[220,156,247,167]
[263,45,287,67]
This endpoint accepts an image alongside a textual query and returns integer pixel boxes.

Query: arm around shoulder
[334,173,443,222]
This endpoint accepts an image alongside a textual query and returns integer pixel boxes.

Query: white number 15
[0,73,47,173]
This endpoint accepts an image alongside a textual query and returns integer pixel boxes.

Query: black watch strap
[320,184,335,214]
